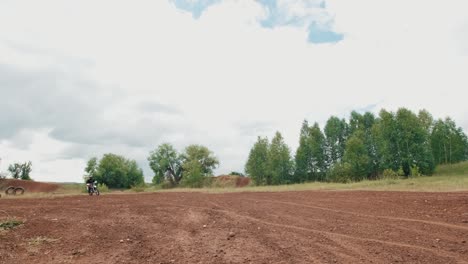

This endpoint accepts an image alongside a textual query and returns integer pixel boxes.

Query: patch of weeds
[26,236,60,254]
[0,219,23,230]
[28,236,59,246]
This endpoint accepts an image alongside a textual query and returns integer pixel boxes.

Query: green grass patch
[152,162,468,193]
[0,219,23,230]
[434,161,468,176]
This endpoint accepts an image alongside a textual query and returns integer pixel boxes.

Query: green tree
[181,160,204,188]
[431,118,468,165]
[8,161,32,180]
[180,145,219,187]
[343,131,370,180]
[324,116,348,168]
[148,143,182,184]
[181,145,219,175]
[268,132,293,185]
[308,123,326,181]
[294,120,312,183]
[245,137,270,185]
[85,157,98,177]
[91,154,144,188]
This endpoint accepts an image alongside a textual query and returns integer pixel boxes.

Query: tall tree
[148,143,182,184]
[385,108,434,175]
[324,116,348,168]
[308,123,326,181]
[268,132,293,185]
[180,145,219,187]
[343,131,370,180]
[245,137,270,185]
[294,120,312,183]
[181,145,219,176]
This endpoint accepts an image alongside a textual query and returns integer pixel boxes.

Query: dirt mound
[0,179,60,193]
[212,175,251,188]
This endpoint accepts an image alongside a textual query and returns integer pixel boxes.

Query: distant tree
[230,171,244,176]
[8,161,32,180]
[418,109,434,134]
[324,116,348,167]
[245,136,270,185]
[91,154,144,188]
[181,145,219,175]
[308,123,327,181]
[180,145,219,187]
[85,157,98,177]
[294,120,312,183]
[431,118,468,165]
[148,143,182,185]
[268,132,293,185]
[181,160,204,188]
[343,131,370,181]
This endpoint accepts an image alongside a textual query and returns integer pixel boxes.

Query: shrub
[382,169,399,179]
[131,182,147,192]
[160,181,176,189]
[97,183,109,193]
[327,163,353,183]
[410,165,421,177]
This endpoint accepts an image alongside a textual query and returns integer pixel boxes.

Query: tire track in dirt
[157,201,467,263]
[242,198,468,231]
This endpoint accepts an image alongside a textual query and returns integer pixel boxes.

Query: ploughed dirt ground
[1,191,468,264]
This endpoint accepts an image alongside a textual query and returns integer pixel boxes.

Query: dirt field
[1,191,468,263]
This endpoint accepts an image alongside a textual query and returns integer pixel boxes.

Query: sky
[0,0,467,183]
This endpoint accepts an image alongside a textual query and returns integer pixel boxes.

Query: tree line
[85,144,219,189]
[246,108,468,185]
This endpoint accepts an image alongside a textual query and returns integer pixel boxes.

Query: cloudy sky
[1,0,467,183]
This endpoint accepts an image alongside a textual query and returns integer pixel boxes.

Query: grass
[3,162,468,198]
[26,236,60,253]
[155,162,468,193]
[0,219,23,230]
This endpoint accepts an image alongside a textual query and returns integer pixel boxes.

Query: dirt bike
[86,182,100,196]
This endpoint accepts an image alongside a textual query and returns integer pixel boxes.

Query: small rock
[435,239,440,242]
[228,232,236,238]
[119,240,124,243]
[203,225,207,228]
[126,239,131,241]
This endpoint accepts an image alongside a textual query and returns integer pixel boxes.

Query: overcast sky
[1,0,467,183]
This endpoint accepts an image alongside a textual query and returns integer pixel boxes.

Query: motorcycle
[86,181,100,196]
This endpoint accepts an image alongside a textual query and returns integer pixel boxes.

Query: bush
[327,163,353,183]
[160,181,176,189]
[97,183,109,193]
[131,182,147,192]
[382,169,399,179]
[410,165,421,177]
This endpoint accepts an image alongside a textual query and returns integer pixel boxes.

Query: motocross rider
[86,176,96,192]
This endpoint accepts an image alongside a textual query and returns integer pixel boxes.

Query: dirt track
[1,191,468,263]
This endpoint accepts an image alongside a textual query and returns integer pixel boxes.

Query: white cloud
[0,0,467,182]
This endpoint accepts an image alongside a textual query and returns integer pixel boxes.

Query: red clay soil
[0,179,60,193]
[1,191,468,264]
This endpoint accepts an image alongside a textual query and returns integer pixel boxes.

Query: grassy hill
[159,161,468,193]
